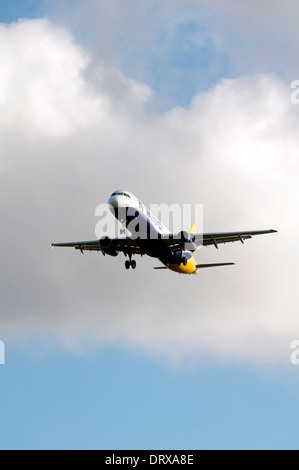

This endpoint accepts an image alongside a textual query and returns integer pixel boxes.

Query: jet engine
[177,231,197,252]
[99,237,119,257]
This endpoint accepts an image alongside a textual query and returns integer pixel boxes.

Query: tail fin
[190,224,196,235]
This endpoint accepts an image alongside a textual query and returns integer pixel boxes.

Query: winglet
[51,244,55,251]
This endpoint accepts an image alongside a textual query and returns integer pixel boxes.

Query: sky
[1,0,299,450]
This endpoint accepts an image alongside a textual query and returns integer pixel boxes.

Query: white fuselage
[108,190,199,275]
[108,190,170,237]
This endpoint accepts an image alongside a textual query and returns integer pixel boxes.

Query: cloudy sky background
[1,0,299,449]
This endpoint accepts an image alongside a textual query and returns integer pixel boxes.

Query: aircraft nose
[108,195,118,208]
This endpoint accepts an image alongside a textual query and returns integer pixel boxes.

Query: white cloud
[0,19,105,140]
[0,18,298,368]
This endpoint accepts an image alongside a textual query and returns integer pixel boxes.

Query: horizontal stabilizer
[196,263,235,269]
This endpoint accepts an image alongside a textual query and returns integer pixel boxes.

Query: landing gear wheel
[182,257,188,266]
[125,260,131,270]
[131,260,137,270]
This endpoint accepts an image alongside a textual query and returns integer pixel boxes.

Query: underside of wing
[52,240,100,251]
[197,229,277,248]
[52,229,277,256]
[160,229,277,252]
[51,237,145,256]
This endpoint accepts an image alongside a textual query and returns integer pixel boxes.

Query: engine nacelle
[177,231,197,252]
[178,231,189,242]
[99,237,119,257]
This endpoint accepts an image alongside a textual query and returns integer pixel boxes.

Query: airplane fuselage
[108,190,199,275]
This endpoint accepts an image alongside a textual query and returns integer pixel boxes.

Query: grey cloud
[44,0,299,86]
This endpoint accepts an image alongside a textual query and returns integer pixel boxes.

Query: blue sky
[1,0,299,451]
[1,347,299,450]
[0,0,45,23]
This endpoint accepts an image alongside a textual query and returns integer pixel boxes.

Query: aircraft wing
[197,229,277,248]
[51,237,145,255]
[161,229,277,251]
[52,230,277,254]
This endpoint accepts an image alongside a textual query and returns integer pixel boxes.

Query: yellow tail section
[190,224,196,235]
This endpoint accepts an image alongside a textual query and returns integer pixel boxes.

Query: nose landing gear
[125,255,137,270]
[125,260,137,270]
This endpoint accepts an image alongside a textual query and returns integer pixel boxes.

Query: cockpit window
[111,191,130,198]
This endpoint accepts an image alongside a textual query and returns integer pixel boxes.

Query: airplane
[51,190,277,275]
